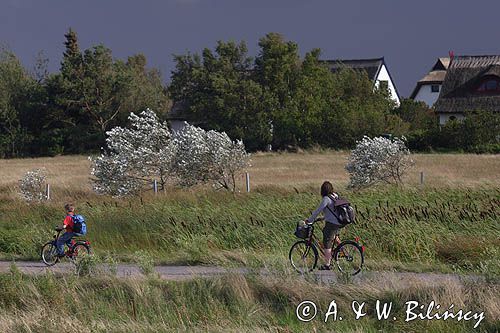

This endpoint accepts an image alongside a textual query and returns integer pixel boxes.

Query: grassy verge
[0,268,497,332]
[0,186,498,276]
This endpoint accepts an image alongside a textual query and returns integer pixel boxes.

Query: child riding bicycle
[56,203,83,257]
[305,181,344,270]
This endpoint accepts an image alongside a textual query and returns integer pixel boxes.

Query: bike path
[0,261,486,286]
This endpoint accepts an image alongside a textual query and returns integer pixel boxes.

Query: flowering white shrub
[173,123,250,191]
[90,109,175,196]
[19,168,47,202]
[172,124,211,187]
[346,136,414,189]
[91,110,250,196]
[206,130,250,191]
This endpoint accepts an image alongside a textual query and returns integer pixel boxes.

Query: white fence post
[153,179,158,194]
[45,183,50,200]
[245,172,250,192]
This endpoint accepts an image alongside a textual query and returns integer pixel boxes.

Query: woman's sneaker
[319,264,331,270]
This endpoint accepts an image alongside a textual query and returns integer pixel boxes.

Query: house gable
[410,57,450,106]
[374,62,401,106]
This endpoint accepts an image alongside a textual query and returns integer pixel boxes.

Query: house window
[431,84,440,93]
[476,77,500,93]
[486,80,498,90]
[449,116,456,121]
[379,80,389,91]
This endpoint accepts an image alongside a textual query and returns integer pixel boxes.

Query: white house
[410,57,449,107]
[434,55,500,125]
[322,57,401,106]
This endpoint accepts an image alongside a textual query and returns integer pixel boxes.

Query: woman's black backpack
[327,195,356,226]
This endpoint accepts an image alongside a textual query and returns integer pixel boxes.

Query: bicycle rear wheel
[334,240,364,276]
[289,240,318,273]
[41,242,59,266]
[71,243,91,263]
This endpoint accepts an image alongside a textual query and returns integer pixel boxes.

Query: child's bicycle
[41,226,92,266]
[289,218,365,275]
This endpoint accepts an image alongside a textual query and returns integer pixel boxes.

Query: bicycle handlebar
[304,217,323,226]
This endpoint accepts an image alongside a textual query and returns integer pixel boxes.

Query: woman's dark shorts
[322,222,342,249]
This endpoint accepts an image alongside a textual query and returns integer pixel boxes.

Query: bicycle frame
[305,225,339,255]
[305,223,365,258]
[52,229,91,254]
[290,220,365,275]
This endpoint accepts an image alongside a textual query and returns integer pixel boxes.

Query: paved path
[0,261,487,286]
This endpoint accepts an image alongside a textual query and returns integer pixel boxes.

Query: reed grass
[0,269,497,332]
[0,186,498,276]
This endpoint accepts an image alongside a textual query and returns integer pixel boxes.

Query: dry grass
[0,152,498,197]
[0,155,92,195]
[249,151,500,188]
[0,271,497,332]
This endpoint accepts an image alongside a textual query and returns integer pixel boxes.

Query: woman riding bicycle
[305,181,343,270]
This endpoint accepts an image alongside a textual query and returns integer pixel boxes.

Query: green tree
[291,49,335,147]
[391,99,438,151]
[432,109,500,151]
[121,54,170,122]
[316,67,395,148]
[0,49,40,157]
[254,33,302,149]
[170,41,272,150]
[170,33,398,151]
[47,28,170,153]
[393,99,435,131]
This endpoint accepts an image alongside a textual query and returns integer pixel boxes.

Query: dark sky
[1,0,499,97]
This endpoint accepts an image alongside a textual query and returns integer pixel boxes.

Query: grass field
[0,152,499,200]
[0,152,499,271]
[0,267,498,332]
[0,152,499,332]
[0,182,499,277]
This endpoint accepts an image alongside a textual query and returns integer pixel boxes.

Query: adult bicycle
[289,218,364,275]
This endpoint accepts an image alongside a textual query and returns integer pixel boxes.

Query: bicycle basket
[294,224,310,239]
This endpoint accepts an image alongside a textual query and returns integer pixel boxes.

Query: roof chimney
[449,50,455,63]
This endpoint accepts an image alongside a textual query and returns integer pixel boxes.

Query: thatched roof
[434,55,500,113]
[321,58,384,81]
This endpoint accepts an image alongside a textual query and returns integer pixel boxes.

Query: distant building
[434,55,500,125]
[410,57,450,107]
[322,57,401,106]
[167,101,197,133]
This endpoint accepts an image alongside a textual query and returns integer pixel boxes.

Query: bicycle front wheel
[289,240,318,273]
[41,242,59,266]
[334,240,364,276]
